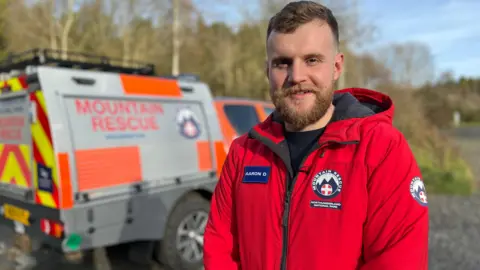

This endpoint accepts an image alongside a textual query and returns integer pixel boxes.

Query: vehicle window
[263,106,274,116]
[223,104,260,135]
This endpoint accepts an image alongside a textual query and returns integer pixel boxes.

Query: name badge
[242,166,270,184]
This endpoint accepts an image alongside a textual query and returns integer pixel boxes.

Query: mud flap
[128,241,155,265]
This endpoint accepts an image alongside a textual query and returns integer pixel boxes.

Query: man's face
[266,20,344,131]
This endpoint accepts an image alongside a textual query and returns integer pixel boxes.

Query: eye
[306,57,321,65]
[272,62,288,69]
[271,58,291,69]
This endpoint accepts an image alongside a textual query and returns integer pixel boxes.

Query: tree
[59,0,75,58]
[345,52,392,89]
[375,42,435,88]
[68,0,120,56]
[0,0,9,60]
[2,0,76,57]
[437,70,455,84]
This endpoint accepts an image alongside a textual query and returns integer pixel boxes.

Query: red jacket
[204,88,429,270]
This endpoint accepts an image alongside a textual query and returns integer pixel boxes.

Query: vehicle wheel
[157,192,210,270]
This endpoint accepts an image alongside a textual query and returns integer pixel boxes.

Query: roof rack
[0,48,156,76]
[161,73,200,82]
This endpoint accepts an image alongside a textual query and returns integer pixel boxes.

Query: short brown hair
[267,1,340,48]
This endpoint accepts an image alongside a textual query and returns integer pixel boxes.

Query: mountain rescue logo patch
[176,107,201,139]
[410,177,428,207]
[311,170,342,210]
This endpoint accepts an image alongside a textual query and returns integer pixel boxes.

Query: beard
[271,82,334,131]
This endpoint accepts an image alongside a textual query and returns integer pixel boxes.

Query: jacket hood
[250,88,394,144]
[331,88,393,123]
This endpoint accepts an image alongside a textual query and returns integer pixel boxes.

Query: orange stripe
[57,153,73,209]
[196,141,213,171]
[215,102,239,149]
[196,140,227,177]
[75,146,142,191]
[120,74,182,97]
[214,141,227,178]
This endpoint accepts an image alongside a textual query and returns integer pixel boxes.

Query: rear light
[40,219,64,238]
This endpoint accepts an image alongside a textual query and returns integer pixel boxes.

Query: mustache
[282,85,318,96]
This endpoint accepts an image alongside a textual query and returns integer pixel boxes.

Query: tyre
[157,192,210,270]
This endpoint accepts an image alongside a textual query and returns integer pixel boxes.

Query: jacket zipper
[280,175,293,270]
[279,140,359,270]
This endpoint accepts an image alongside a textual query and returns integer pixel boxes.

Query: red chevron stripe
[30,91,59,208]
[16,76,28,89]
[30,93,52,145]
[32,141,43,204]
[0,145,31,186]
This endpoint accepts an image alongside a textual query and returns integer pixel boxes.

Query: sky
[201,0,479,81]
[358,0,480,80]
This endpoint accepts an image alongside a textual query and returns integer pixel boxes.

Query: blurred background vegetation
[0,0,478,195]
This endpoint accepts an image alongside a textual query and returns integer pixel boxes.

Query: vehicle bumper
[0,195,63,252]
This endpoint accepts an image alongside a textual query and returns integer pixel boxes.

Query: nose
[287,60,308,85]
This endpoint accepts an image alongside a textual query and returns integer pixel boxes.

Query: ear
[333,52,344,81]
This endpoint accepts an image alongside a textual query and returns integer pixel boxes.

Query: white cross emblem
[321,184,332,195]
[183,121,197,137]
[311,170,343,200]
[419,191,427,203]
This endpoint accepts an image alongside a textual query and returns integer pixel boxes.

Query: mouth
[288,90,314,98]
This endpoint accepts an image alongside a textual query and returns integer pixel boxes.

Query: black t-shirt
[285,127,325,177]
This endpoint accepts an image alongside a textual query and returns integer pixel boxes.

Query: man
[203,1,429,270]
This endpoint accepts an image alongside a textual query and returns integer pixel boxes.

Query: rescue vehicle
[214,97,274,151]
[0,48,226,269]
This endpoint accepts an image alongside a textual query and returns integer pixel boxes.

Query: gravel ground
[429,194,480,270]
[0,242,165,270]
[0,194,478,270]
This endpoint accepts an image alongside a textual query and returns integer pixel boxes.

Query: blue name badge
[242,166,270,184]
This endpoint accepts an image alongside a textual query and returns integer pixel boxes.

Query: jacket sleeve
[359,128,429,270]
[203,141,240,270]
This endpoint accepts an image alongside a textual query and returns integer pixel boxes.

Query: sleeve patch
[409,177,428,207]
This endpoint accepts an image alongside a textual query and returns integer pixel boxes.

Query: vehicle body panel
[0,66,226,253]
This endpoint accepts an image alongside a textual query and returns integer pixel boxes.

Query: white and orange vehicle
[214,97,274,152]
[0,49,226,269]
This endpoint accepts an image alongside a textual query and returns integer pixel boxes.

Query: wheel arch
[160,184,214,234]
[165,188,213,219]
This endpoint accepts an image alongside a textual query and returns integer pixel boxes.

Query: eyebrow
[271,53,326,63]
[304,53,326,60]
